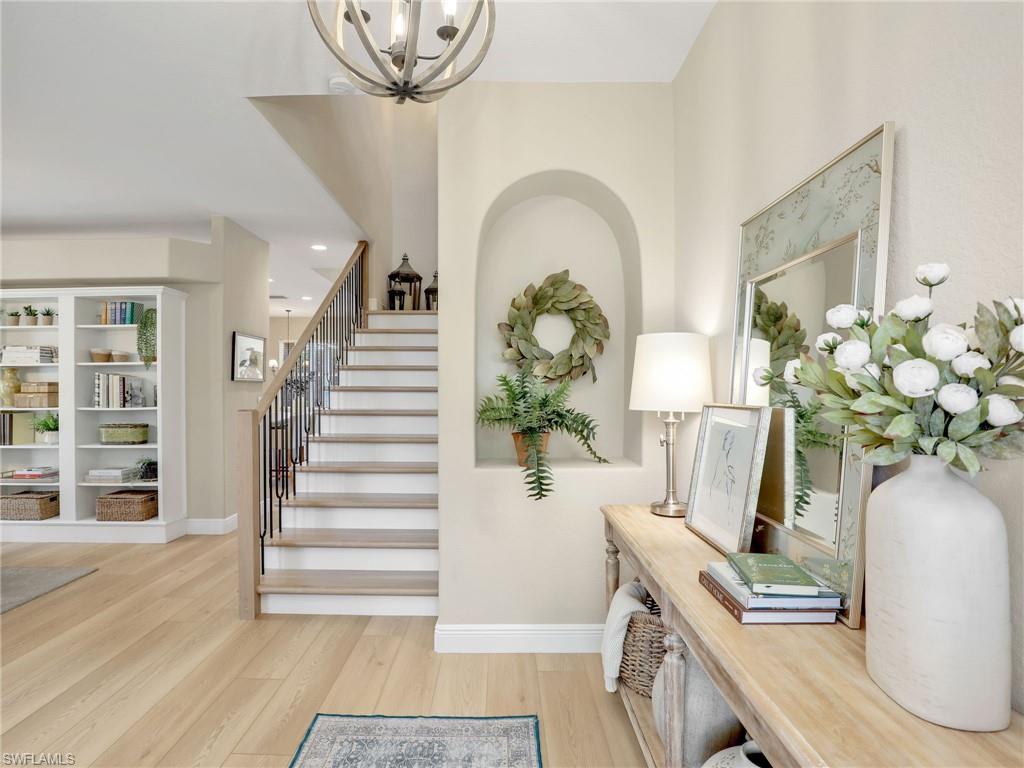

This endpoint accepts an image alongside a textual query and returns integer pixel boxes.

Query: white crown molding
[434,624,604,654]
[185,514,237,535]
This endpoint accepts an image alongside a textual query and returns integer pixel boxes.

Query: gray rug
[291,715,542,768]
[0,566,97,613]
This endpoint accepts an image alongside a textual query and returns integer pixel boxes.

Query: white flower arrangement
[788,267,1024,475]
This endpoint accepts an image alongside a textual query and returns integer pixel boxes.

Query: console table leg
[663,632,687,767]
[605,538,620,608]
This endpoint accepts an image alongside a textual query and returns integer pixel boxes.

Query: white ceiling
[2,1,711,316]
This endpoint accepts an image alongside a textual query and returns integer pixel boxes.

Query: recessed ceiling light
[268,278,274,283]
[301,296,313,301]
[311,244,328,251]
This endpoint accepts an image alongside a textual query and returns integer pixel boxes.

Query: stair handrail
[238,240,369,618]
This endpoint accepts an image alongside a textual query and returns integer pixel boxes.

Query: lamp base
[650,500,687,518]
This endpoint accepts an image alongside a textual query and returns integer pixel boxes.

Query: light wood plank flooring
[0,534,644,767]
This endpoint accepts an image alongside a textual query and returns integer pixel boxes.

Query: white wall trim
[434,623,604,654]
[185,514,237,535]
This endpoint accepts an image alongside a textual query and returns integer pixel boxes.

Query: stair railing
[237,240,368,618]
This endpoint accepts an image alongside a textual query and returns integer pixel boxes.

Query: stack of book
[6,466,59,481]
[699,554,839,624]
[100,301,146,325]
[85,467,138,484]
[1,345,58,364]
[93,373,146,408]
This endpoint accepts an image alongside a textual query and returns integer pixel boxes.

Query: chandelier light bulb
[393,10,406,42]
[442,0,457,25]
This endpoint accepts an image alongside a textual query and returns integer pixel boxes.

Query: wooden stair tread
[351,345,437,352]
[323,409,437,416]
[357,328,436,334]
[330,385,437,392]
[258,569,438,596]
[339,365,437,371]
[311,433,438,444]
[296,461,438,474]
[266,528,438,549]
[281,492,438,509]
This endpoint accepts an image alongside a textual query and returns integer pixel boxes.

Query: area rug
[0,566,97,614]
[290,714,542,768]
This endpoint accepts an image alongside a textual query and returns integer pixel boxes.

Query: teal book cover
[726,553,820,596]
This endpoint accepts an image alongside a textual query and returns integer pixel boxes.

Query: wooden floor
[0,533,644,767]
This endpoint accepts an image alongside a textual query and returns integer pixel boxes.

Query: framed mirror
[730,123,895,627]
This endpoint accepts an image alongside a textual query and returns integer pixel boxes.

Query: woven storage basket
[96,490,158,521]
[1,490,60,520]
[619,607,669,698]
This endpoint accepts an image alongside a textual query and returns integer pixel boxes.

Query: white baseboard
[262,593,438,616]
[185,514,237,535]
[434,623,604,654]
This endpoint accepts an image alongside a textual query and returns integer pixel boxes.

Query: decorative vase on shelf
[35,431,58,445]
[1,368,21,406]
[700,741,767,768]
[865,455,1011,731]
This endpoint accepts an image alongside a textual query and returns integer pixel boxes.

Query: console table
[602,504,1024,768]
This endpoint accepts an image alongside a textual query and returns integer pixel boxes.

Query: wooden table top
[602,504,1024,768]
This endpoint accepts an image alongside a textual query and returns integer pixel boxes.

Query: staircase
[237,243,439,618]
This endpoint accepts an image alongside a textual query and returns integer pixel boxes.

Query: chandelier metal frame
[307,0,495,104]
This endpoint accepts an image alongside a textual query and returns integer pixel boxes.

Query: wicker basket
[619,608,669,698]
[99,423,149,445]
[1,490,60,520]
[96,490,158,521]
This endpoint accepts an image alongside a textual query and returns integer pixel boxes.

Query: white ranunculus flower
[1011,324,1024,354]
[914,263,951,287]
[936,383,978,415]
[893,359,940,398]
[986,394,1024,427]
[825,304,860,329]
[997,375,1024,388]
[951,351,992,378]
[752,367,772,387]
[834,340,871,371]
[815,332,843,354]
[964,326,981,350]
[892,295,934,322]
[783,358,801,385]
[922,323,969,361]
[857,309,873,326]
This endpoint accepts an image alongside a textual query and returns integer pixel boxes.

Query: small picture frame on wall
[231,331,266,382]
[685,404,773,554]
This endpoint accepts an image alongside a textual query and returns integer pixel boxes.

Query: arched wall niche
[474,170,643,464]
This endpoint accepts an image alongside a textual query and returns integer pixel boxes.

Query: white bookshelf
[0,287,186,543]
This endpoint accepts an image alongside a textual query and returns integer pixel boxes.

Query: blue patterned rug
[290,714,542,768]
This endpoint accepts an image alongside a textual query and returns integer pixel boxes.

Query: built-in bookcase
[0,286,186,542]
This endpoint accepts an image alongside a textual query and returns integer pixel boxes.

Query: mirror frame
[729,123,895,628]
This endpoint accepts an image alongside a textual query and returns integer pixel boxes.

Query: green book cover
[726,553,820,596]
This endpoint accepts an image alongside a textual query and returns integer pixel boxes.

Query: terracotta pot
[512,431,550,467]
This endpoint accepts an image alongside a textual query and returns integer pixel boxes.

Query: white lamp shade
[629,332,712,413]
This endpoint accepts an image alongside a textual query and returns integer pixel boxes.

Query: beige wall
[437,82,676,625]
[672,0,1023,710]
[267,314,313,371]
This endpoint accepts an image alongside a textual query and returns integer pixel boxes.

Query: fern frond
[553,409,609,463]
[521,430,554,500]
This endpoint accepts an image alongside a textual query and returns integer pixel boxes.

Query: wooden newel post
[237,409,260,619]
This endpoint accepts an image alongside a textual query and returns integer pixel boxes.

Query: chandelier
[307,0,495,104]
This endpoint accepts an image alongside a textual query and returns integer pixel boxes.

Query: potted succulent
[476,369,608,499]
[20,305,38,326]
[135,456,158,481]
[7,310,21,326]
[779,263,1021,731]
[39,307,56,326]
[33,412,59,445]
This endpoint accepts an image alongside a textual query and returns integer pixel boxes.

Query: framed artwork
[231,331,266,382]
[685,404,773,554]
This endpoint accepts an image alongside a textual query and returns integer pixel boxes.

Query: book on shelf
[99,301,145,325]
[9,466,59,479]
[707,561,840,610]
[0,412,12,445]
[726,553,822,597]
[85,467,138,482]
[1,345,58,364]
[93,372,147,408]
[698,571,837,625]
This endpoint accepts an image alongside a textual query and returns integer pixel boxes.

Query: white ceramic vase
[866,455,1011,731]
[700,741,765,768]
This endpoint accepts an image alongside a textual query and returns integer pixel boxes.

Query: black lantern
[387,254,422,310]
[425,271,438,310]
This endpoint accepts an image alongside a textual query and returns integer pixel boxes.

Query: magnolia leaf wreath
[498,270,610,383]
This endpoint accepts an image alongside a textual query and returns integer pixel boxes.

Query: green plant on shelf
[32,412,59,432]
[7,311,20,318]
[137,308,157,368]
[41,308,56,316]
[22,305,38,317]
[135,456,158,481]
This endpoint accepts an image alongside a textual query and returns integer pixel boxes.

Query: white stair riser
[263,546,438,571]
[282,507,438,529]
[337,369,437,386]
[321,414,437,434]
[329,390,437,409]
[297,472,438,494]
[310,442,438,463]
[367,313,438,330]
[349,349,437,365]
[356,332,438,346]
[262,593,438,616]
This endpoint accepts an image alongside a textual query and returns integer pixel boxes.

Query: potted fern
[476,370,608,499]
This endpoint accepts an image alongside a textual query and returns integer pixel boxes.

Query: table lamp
[629,332,713,517]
